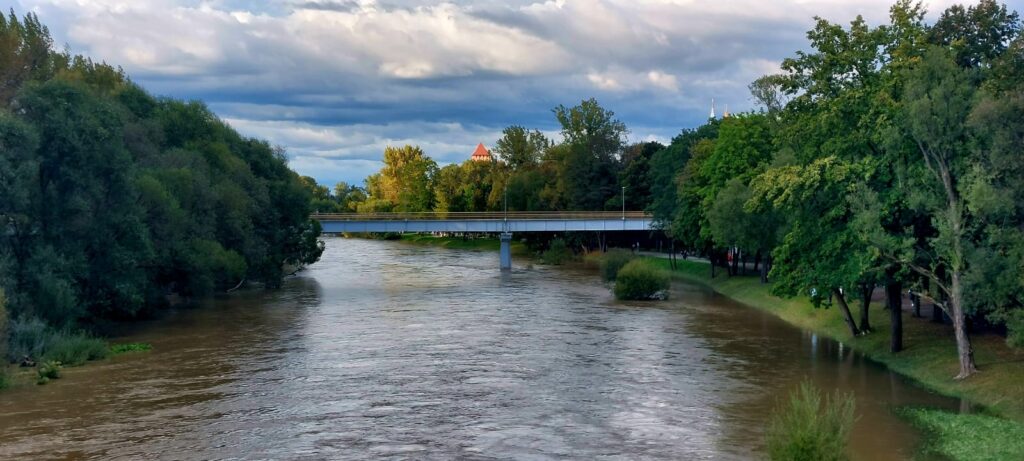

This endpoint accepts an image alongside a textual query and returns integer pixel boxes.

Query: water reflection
[0,238,959,460]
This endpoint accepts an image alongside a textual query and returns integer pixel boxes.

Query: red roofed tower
[470,143,493,162]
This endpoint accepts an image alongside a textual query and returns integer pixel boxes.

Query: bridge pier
[499,232,513,270]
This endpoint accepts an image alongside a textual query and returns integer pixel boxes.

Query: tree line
[306,98,656,215]
[323,0,1024,380]
[0,11,324,347]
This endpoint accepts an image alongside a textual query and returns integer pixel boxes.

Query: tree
[552,98,626,210]
[647,121,719,235]
[493,125,549,170]
[930,0,1021,69]
[432,164,466,213]
[375,145,437,212]
[880,47,984,378]
[618,141,662,211]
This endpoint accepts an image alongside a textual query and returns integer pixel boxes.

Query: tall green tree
[493,125,549,170]
[552,98,626,210]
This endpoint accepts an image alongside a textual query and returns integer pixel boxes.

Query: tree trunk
[710,249,716,279]
[760,257,769,284]
[932,300,944,323]
[832,288,861,337]
[911,292,921,318]
[754,250,761,272]
[859,283,873,333]
[886,281,903,353]
[949,273,978,379]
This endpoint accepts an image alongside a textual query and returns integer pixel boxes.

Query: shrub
[43,332,108,366]
[110,342,152,354]
[541,238,573,265]
[614,259,670,300]
[765,381,856,461]
[7,317,108,365]
[600,249,636,281]
[37,360,62,384]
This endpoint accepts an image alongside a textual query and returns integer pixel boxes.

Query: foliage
[42,333,108,366]
[600,249,636,281]
[0,12,324,334]
[36,360,61,384]
[493,125,549,170]
[613,259,670,300]
[765,381,855,461]
[110,342,153,354]
[900,408,1024,461]
[552,98,627,210]
[540,239,573,265]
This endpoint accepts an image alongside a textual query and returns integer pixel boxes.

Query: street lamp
[621,186,626,220]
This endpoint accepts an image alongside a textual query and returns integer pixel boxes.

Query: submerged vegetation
[613,259,670,300]
[901,408,1024,461]
[765,382,856,461]
[110,343,153,354]
[600,249,636,281]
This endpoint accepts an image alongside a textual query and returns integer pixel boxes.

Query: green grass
[641,257,1024,422]
[110,342,153,354]
[900,408,1024,461]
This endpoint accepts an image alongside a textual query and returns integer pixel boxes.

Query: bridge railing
[312,211,651,221]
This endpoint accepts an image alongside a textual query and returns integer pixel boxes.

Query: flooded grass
[109,342,153,354]
[644,257,1024,421]
[900,408,1024,461]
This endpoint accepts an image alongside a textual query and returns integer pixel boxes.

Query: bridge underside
[319,218,652,234]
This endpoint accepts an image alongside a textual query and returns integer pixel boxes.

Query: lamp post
[621,186,626,220]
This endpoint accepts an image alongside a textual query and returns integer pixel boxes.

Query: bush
[6,316,108,365]
[541,238,573,265]
[600,249,636,281]
[37,360,62,385]
[765,381,856,461]
[614,259,670,300]
[43,333,108,366]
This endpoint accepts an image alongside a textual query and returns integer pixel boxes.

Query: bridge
[313,211,654,270]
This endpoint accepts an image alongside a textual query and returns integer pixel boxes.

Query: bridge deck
[313,212,653,233]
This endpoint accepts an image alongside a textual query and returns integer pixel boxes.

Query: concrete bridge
[313,211,654,270]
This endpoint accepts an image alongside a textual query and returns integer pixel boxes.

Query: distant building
[470,143,493,162]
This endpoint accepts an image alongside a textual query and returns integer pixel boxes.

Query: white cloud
[17,0,1018,185]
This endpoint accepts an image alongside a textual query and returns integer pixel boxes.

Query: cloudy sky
[13,0,1022,186]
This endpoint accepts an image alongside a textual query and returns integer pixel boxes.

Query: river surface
[0,238,962,460]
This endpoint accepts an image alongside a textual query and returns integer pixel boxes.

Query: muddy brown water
[0,237,961,460]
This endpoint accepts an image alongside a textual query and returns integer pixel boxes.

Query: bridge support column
[500,232,513,270]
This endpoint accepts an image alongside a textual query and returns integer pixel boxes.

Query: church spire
[710,98,716,119]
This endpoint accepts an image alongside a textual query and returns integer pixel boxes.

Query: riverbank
[635,256,1024,460]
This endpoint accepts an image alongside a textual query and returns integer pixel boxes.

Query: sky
[12,0,1024,187]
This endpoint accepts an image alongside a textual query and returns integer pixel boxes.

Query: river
[0,237,961,460]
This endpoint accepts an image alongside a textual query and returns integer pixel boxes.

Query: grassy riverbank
[637,256,1024,460]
